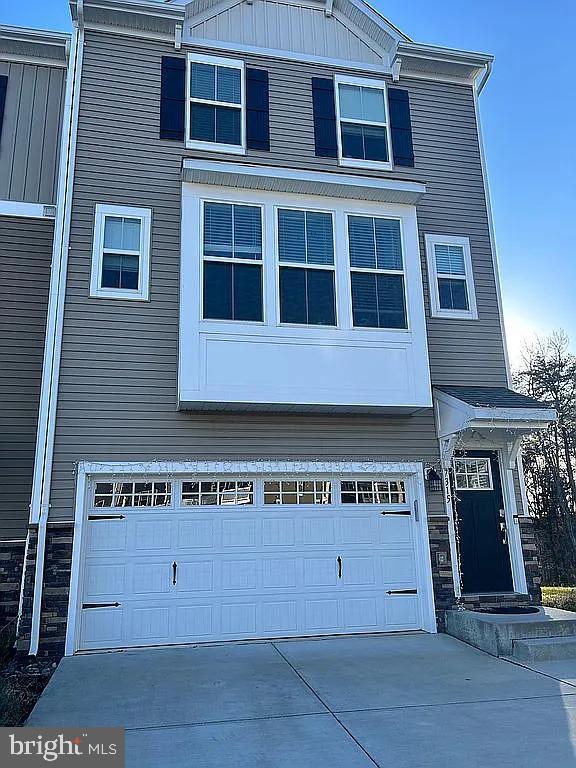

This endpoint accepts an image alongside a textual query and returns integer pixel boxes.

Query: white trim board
[64,458,437,655]
[0,201,56,219]
[182,159,426,205]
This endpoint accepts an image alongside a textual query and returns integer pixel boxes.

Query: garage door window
[341,479,406,504]
[264,480,332,505]
[93,481,172,508]
[182,480,254,506]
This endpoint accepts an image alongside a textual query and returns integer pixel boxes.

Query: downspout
[27,1,85,656]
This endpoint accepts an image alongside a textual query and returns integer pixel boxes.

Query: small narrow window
[202,201,263,322]
[181,480,254,506]
[453,459,493,490]
[93,481,171,508]
[425,235,478,320]
[90,205,151,300]
[187,54,244,153]
[340,480,406,504]
[348,215,407,329]
[335,76,391,169]
[277,209,336,326]
[264,480,332,505]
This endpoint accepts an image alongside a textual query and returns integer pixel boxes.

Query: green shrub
[542,586,576,612]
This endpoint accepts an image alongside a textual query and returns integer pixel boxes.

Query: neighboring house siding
[48,30,506,518]
[0,60,65,205]
[0,217,53,538]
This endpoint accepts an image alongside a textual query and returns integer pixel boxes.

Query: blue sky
[4,0,574,366]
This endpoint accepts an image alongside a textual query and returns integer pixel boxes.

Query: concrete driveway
[27,633,576,767]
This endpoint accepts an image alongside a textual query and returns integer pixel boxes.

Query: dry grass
[0,623,53,727]
[541,586,576,613]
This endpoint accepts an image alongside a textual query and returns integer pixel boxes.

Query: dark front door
[453,452,513,594]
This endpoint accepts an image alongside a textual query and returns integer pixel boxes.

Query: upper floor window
[425,235,478,320]
[90,204,151,300]
[187,53,245,154]
[277,208,336,326]
[335,75,391,170]
[348,215,407,329]
[202,201,263,322]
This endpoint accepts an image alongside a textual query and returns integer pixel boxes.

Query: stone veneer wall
[0,540,26,631]
[16,517,542,659]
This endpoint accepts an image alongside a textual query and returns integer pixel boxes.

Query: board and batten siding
[48,31,507,520]
[0,60,65,205]
[0,217,53,538]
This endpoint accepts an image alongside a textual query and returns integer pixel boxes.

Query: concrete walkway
[27,633,576,767]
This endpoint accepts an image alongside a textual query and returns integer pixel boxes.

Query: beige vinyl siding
[0,60,65,205]
[0,217,52,538]
[48,30,507,519]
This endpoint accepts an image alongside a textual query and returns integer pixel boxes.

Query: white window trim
[89,204,152,301]
[200,198,266,324]
[334,74,393,171]
[425,234,478,320]
[185,52,246,155]
[345,212,409,332]
[275,205,337,328]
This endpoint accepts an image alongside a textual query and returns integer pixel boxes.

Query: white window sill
[186,140,246,155]
[431,309,479,321]
[90,288,149,301]
[338,157,393,172]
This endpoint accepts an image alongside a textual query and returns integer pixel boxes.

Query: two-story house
[11,0,556,658]
[0,25,68,631]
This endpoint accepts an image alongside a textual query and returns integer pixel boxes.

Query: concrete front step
[446,607,576,657]
[513,636,576,662]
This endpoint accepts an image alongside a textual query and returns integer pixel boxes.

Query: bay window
[202,201,263,321]
[277,209,336,326]
[348,215,407,329]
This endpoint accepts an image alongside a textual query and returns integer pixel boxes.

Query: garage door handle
[386,589,417,596]
[172,561,177,586]
[337,556,342,579]
[380,510,411,516]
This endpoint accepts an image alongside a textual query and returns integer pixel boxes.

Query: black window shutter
[0,76,7,144]
[160,56,185,141]
[246,68,270,151]
[312,77,338,158]
[388,88,414,167]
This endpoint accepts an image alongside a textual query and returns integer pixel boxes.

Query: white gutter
[26,2,85,657]
[477,59,492,95]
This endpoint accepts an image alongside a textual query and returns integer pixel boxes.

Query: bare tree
[515,331,576,585]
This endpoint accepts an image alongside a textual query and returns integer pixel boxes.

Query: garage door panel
[340,516,375,545]
[379,516,413,545]
[384,595,420,629]
[222,518,258,547]
[175,604,214,638]
[343,597,380,630]
[222,603,257,635]
[305,598,340,631]
[84,563,126,598]
[342,555,377,586]
[381,553,417,585]
[176,561,214,592]
[132,562,172,595]
[222,559,259,590]
[134,519,172,550]
[178,518,215,549]
[303,557,339,587]
[261,600,298,634]
[86,520,127,553]
[262,558,298,588]
[301,517,336,545]
[262,517,295,546]
[80,608,124,649]
[131,606,171,642]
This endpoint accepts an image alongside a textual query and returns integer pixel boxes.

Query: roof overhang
[70,0,185,37]
[182,159,426,205]
[0,25,70,66]
[434,387,557,468]
[393,41,493,86]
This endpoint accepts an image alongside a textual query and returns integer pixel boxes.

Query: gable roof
[434,386,551,411]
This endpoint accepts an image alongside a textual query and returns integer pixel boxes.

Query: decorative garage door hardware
[386,589,418,595]
[337,555,343,578]
[380,509,411,516]
[88,514,126,520]
[172,561,178,585]
[82,602,122,609]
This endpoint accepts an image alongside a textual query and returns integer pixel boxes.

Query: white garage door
[76,475,428,651]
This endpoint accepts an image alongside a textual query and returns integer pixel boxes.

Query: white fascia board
[78,459,424,476]
[471,406,558,424]
[182,159,426,204]
[396,41,493,68]
[0,201,56,219]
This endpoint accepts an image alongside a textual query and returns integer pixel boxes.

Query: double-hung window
[277,208,336,326]
[202,201,263,322]
[335,75,391,169]
[90,204,151,300]
[348,215,407,329]
[187,54,244,153]
[425,235,478,319]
